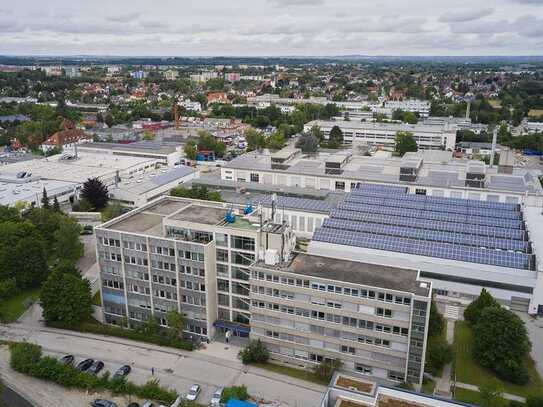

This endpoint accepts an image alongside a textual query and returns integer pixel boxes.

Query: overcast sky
[1,0,542,56]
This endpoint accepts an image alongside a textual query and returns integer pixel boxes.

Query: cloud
[268,0,325,7]
[439,8,494,23]
[106,12,141,23]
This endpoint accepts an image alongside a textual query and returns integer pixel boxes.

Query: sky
[0,0,542,56]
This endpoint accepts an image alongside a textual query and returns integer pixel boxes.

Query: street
[0,323,325,407]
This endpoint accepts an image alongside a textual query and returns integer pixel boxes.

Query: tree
[184,141,198,161]
[527,395,543,407]
[52,196,61,212]
[101,201,123,222]
[309,125,324,142]
[166,310,185,338]
[220,386,249,403]
[142,130,155,141]
[52,217,83,265]
[473,307,531,384]
[296,133,319,153]
[81,178,109,211]
[328,126,344,148]
[266,131,286,150]
[41,188,50,209]
[104,113,114,128]
[395,131,418,156]
[238,339,270,364]
[245,128,266,151]
[40,269,92,327]
[464,288,500,325]
[428,300,444,337]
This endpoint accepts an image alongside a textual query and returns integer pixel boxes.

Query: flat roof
[260,252,429,296]
[224,151,543,196]
[79,141,180,155]
[109,166,195,195]
[107,212,164,236]
[169,204,228,225]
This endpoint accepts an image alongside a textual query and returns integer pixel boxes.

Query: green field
[252,362,328,385]
[454,321,543,399]
[0,289,40,323]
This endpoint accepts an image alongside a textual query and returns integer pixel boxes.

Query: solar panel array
[313,228,533,270]
[312,185,534,270]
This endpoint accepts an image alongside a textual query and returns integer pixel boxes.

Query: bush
[238,339,269,365]
[46,320,193,351]
[495,360,530,385]
[527,395,543,407]
[220,385,249,403]
[9,343,177,404]
[0,278,18,302]
[313,359,342,382]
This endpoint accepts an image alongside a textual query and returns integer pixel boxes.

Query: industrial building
[303,120,456,150]
[221,148,543,206]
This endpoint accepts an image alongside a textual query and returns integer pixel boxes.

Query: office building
[250,253,431,386]
[95,197,296,341]
[384,100,431,118]
[304,120,456,150]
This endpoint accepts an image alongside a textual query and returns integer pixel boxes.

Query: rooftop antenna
[490,127,498,168]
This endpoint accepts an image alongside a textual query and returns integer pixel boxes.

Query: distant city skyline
[0,0,542,56]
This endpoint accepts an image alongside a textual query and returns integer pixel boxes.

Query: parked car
[60,355,74,366]
[113,365,131,379]
[76,358,94,371]
[186,384,201,401]
[210,387,224,405]
[80,225,94,235]
[87,360,105,375]
[91,400,117,407]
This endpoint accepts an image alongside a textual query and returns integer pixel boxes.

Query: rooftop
[258,252,430,296]
[169,205,228,225]
[109,165,196,195]
[79,140,181,156]
[224,150,543,196]
[107,212,164,236]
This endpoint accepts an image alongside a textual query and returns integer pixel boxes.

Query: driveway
[0,324,325,407]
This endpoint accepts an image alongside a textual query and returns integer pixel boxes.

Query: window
[231,236,255,252]
[216,233,228,247]
[217,249,229,262]
[415,188,427,195]
[341,345,355,354]
[355,364,373,374]
[250,173,260,182]
[335,181,345,191]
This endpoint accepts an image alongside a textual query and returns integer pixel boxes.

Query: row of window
[124,241,147,251]
[251,271,412,306]
[103,279,124,290]
[180,280,206,292]
[215,234,256,252]
[251,300,409,337]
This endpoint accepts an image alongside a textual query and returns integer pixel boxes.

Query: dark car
[60,355,74,366]
[88,360,105,375]
[90,400,117,407]
[76,358,94,372]
[113,365,131,379]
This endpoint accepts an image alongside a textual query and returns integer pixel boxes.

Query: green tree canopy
[40,268,92,327]
[295,133,319,153]
[245,128,267,151]
[395,131,418,156]
[266,131,286,151]
[464,288,500,325]
[81,177,109,211]
[328,125,344,149]
[183,141,198,160]
[473,307,531,384]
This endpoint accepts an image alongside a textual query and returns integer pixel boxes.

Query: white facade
[384,99,431,117]
[304,120,457,150]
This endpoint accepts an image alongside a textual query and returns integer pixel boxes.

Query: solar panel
[344,194,521,220]
[330,209,525,240]
[338,202,523,230]
[313,227,533,270]
[322,218,528,252]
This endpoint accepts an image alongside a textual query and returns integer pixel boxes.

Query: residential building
[64,66,81,78]
[208,92,229,105]
[304,120,456,150]
[250,252,431,386]
[40,121,92,153]
[164,70,179,81]
[225,72,241,82]
[130,70,147,80]
[190,71,220,83]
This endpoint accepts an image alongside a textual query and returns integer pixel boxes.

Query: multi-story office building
[303,120,456,150]
[384,99,431,117]
[249,252,431,386]
[95,196,295,341]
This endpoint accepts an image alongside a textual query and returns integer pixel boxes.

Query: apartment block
[95,196,295,341]
[249,253,432,387]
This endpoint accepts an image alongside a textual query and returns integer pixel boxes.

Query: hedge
[9,342,178,404]
[46,321,193,351]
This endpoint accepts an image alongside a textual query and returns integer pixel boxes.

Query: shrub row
[9,342,178,404]
[47,321,194,351]
[220,386,249,403]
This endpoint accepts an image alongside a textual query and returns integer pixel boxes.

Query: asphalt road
[0,324,325,407]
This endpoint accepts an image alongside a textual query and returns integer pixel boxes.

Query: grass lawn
[454,388,485,405]
[252,362,328,385]
[0,288,40,323]
[421,378,436,395]
[454,321,543,399]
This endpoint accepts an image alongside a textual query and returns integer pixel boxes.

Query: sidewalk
[434,318,456,398]
[455,382,526,403]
